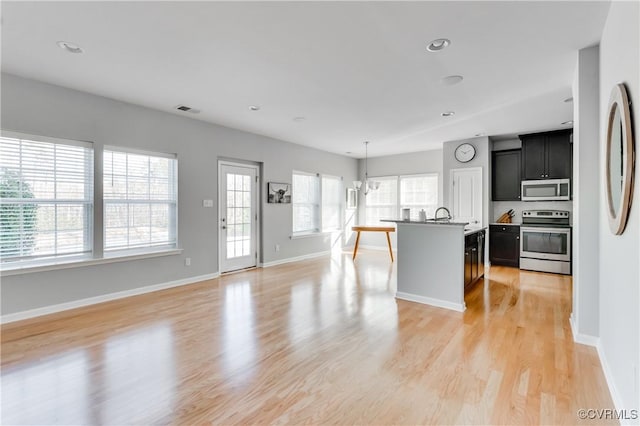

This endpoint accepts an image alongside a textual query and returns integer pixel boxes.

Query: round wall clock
[454,143,476,163]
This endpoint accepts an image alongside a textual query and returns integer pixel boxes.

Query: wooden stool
[352,226,395,261]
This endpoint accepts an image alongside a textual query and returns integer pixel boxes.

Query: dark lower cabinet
[464,230,485,292]
[489,225,520,267]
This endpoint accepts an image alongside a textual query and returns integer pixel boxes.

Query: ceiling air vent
[175,105,200,114]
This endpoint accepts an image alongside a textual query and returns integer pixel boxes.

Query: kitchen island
[382,220,486,312]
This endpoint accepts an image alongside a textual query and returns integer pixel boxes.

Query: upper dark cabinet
[521,134,547,180]
[520,129,572,180]
[492,149,521,201]
[545,131,573,179]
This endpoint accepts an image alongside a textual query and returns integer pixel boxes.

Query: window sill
[290,231,331,240]
[0,247,183,277]
[289,229,340,240]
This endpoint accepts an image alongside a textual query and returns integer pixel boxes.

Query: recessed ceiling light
[475,133,485,137]
[249,105,260,111]
[346,151,352,154]
[441,75,464,86]
[427,38,451,52]
[57,41,84,54]
[562,120,574,125]
[441,111,455,117]
[293,116,306,122]
[564,97,574,103]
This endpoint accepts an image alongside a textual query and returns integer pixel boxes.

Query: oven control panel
[522,210,570,226]
[522,210,569,217]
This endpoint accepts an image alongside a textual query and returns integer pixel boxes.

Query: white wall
[571,45,600,341]
[0,73,358,315]
[598,0,640,412]
[442,136,491,227]
[492,138,521,151]
[353,149,443,249]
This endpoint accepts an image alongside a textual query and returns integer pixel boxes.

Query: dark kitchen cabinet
[520,129,572,180]
[464,230,485,292]
[492,149,522,201]
[489,225,520,267]
[546,131,573,179]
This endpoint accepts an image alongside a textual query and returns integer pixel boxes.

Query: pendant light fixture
[353,141,380,195]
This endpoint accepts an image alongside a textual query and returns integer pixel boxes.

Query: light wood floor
[1,250,614,425]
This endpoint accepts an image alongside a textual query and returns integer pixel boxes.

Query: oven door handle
[521,226,571,235]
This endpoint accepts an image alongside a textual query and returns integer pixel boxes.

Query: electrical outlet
[185,257,191,266]
[203,199,214,208]
[275,244,280,252]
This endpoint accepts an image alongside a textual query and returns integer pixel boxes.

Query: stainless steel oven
[520,210,571,275]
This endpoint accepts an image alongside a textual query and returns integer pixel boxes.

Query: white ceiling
[1,1,610,158]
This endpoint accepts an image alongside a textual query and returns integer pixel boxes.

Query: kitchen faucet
[434,207,452,221]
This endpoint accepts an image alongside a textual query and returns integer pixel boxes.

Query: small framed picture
[268,182,291,204]
[346,188,358,209]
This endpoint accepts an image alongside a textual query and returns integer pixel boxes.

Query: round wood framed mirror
[605,83,635,235]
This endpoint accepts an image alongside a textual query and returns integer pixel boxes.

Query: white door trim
[218,160,261,273]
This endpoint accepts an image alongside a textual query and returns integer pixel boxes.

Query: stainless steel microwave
[521,179,571,201]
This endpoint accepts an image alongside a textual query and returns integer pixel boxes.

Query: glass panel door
[522,183,558,198]
[522,231,567,255]
[219,163,257,273]
[521,227,570,261]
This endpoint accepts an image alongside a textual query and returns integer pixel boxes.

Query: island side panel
[395,223,465,311]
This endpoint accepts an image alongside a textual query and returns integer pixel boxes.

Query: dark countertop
[382,219,486,236]
[464,227,487,236]
[382,219,468,226]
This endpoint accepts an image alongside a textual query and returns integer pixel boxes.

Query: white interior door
[450,167,482,226]
[219,163,258,273]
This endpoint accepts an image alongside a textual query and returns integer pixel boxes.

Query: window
[365,174,439,224]
[292,172,319,234]
[365,176,398,225]
[0,132,93,262]
[400,174,438,220]
[103,148,177,252]
[321,175,342,231]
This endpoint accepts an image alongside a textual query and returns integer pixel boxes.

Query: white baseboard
[1,272,219,324]
[572,312,626,421]
[596,342,626,419]
[261,251,330,268]
[395,291,466,312]
[569,313,600,346]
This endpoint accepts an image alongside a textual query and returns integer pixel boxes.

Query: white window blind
[0,132,94,262]
[365,176,398,225]
[103,148,177,252]
[321,175,342,232]
[400,174,439,220]
[292,172,319,234]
